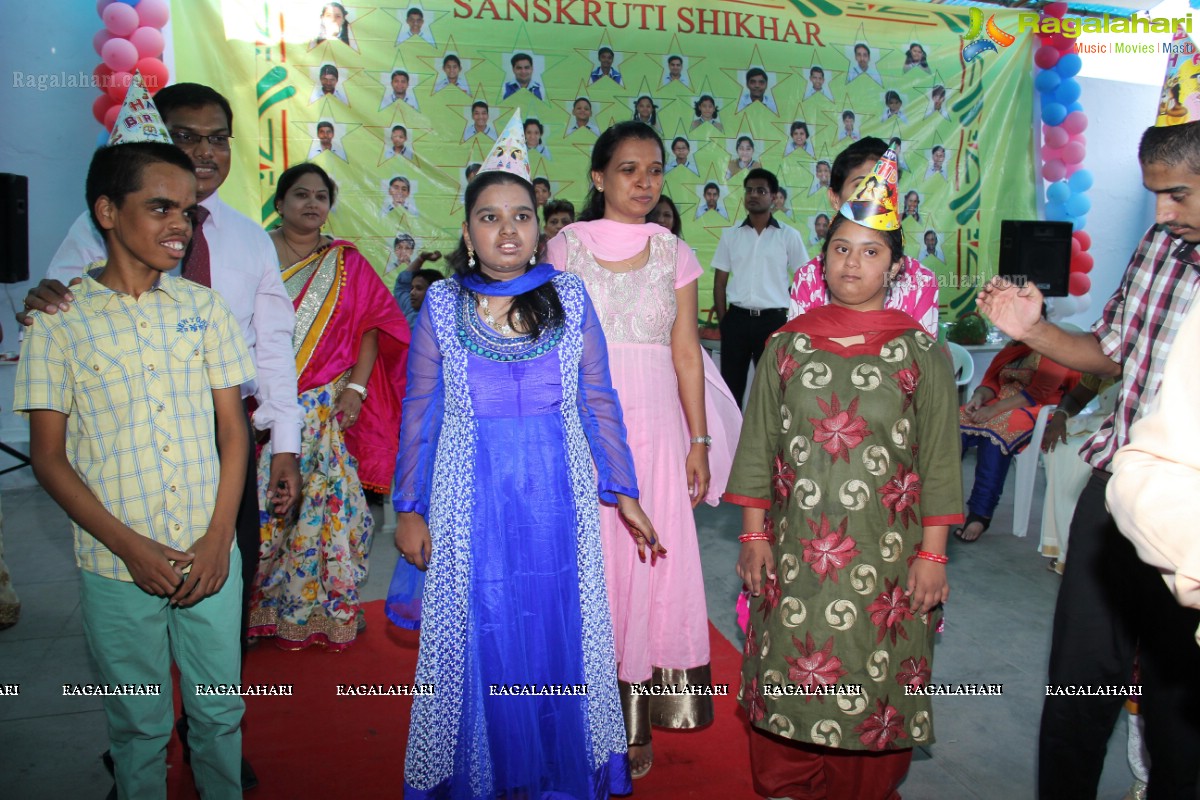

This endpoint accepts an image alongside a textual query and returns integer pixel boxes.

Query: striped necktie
[182,204,212,287]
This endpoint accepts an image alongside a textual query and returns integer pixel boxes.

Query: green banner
[170,0,1036,316]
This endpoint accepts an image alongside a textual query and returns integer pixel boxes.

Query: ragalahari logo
[961,7,1016,63]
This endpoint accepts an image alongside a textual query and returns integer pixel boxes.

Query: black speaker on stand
[998,219,1072,297]
[0,174,29,284]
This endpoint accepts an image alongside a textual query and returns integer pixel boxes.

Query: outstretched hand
[976,277,1044,341]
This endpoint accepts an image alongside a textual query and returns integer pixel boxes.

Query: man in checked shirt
[979,116,1200,797]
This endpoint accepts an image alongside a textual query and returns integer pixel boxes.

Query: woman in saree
[249,162,410,650]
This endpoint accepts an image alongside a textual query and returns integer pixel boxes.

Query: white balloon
[1074,291,1092,316]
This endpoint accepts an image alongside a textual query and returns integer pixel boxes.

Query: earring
[529,254,537,266]
[467,249,476,268]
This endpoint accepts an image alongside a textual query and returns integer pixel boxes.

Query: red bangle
[915,550,948,564]
[739,531,772,543]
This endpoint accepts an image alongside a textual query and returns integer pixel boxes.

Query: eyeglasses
[744,187,771,196]
[170,130,233,150]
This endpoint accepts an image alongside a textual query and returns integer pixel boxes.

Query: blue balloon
[1057,53,1083,77]
[1042,102,1068,126]
[96,129,109,148]
[1055,79,1081,106]
[1045,201,1070,221]
[1068,169,1094,193]
[1065,194,1092,216]
[1072,216,1087,231]
[1067,101,1085,113]
[1046,181,1071,204]
[1035,70,1062,94]
[115,0,139,4]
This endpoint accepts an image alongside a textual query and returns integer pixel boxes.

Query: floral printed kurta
[726,310,962,752]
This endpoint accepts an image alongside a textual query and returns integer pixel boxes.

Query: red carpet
[163,601,756,798]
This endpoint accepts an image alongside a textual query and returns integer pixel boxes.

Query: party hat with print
[479,110,531,182]
[108,71,172,145]
[838,138,900,231]
[1155,26,1200,127]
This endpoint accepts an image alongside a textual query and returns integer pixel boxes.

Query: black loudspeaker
[0,174,29,284]
[998,219,1072,297]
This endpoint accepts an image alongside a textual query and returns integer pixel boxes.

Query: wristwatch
[690,435,712,447]
[347,382,368,400]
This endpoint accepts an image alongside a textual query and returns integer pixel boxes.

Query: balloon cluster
[91,0,171,147]
[1034,2,1094,317]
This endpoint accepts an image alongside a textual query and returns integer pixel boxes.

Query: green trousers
[80,549,244,800]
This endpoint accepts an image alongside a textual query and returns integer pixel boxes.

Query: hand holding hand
[121,536,192,597]
[170,530,231,607]
[266,453,301,517]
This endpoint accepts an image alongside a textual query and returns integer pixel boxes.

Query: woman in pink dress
[545,121,740,779]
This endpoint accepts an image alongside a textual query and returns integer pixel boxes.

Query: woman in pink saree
[250,163,410,650]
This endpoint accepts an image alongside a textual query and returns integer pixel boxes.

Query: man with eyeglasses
[21,82,302,792]
[711,168,808,407]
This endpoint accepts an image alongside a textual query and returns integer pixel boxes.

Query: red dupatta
[780,303,924,356]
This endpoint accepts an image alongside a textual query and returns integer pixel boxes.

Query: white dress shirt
[804,84,835,101]
[46,193,302,453]
[308,141,348,161]
[434,75,470,93]
[711,217,809,310]
[384,144,414,160]
[397,28,436,46]
[309,84,349,105]
[380,89,419,111]
[735,92,778,114]
[565,119,601,136]
[462,122,497,142]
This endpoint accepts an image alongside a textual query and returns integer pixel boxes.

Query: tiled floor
[1,449,1137,799]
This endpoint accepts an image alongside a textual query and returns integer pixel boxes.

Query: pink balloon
[1062,141,1086,165]
[96,0,114,13]
[93,29,114,57]
[1042,159,1067,183]
[136,0,171,29]
[1042,146,1062,162]
[1069,272,1091,296]
[129,27,165,59]
[102,3,139,37]
[101,37,138,72]
[1035,45,1061,70]
[1073,230,1092,250]
[1045,2,1069,18]
[103,103,121,131]
[1062,111,1088,135]
[1044,127,1069,149]
[1064,164,1080,177]
[136,57,170,95]
[105,70,133,103]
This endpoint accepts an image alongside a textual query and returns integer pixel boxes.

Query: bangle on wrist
[915,550,948,564]
[690,435,712,447]
[739,531,772,543]
[346,382,368,400]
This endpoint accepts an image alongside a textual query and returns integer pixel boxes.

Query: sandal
[629,742,654,780]
[953,513,990,543]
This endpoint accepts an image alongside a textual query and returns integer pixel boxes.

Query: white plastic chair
[946,342,974,388]
[1010,404,1056,538]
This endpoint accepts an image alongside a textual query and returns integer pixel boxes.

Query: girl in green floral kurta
[725,212,962,799]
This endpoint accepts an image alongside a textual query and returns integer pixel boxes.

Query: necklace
[277,229,324,265]
[477,294,522,337]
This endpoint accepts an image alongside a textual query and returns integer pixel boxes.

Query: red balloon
[135,57,170,95]
[105,71,133,103]
[93,62,114,85]
[1045,2,1069,18]
[1071,237,1082,256]
[136,0,171,29]
[1069,272,1092,295]
[1071,252,1095,274]
[102,2,139,37]
[1073,230,1092,250]
[103,103,121,131]
[92,94,116,126]
[1035,45,1061,70]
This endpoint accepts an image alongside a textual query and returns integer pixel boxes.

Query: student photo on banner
[891,137,910,171]
[589,46,623,85]
[735,67,778,114]
[804,65,835,102]
[809,211,830,247]
[462,101,497,142]
[458,163,481,203]
[809,159,831,195]
[524,118,551,160]
[396,5,436,46]
[927,85,952,120]
[921,228,946,262]
[311,2,357,50]
[310,63,349,105]
[383,124,413,160]
[691,94,724,132]
[785,121,815,156]
[565,97,600,136]
[904,42,930,72]
[925,145,950,181]
[631,95,662,133]
[380,69,419,111]
[901,190,922,224]
[695,181,729,220]
[434,53,469,93]
[847,41,882,85]
[532,177,553,209]
[385,231,417,272]
[772,185,792,219]
[662,54,690,88]
[726,135,762,179]
[882,90,908,124]
[308,119,347,161]
[666,136,699,175]
[502,51,544,100]
[837,109,860,142]
[382,175,419,217]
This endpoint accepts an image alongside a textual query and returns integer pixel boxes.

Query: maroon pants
[749,727,913,800]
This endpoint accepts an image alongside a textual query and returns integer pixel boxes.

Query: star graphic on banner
[838,26,892,88]
[719,46,789,118]
[305,5,385,56]
[373,50,433,114]
[291,58,361,108]
[635,33,704,93]
[684,163,738,246]
[661,119,705,179]
[369,102,434,169]
[430,138,492,215]
[467,25,571,115]
[827,98,871,149]
[914,71,954,122]
[721,116,781,182]
[293,99,361,164]
[684,76,734,137]
[558,79,614,152]
[392,5,445,49]
[574,31,628,91]
[776,99,823,162]
[420,36,478,98]
[611,78,676,133]
[806,144,835,197]
[893,28,934,76]
[444,84,501,144]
